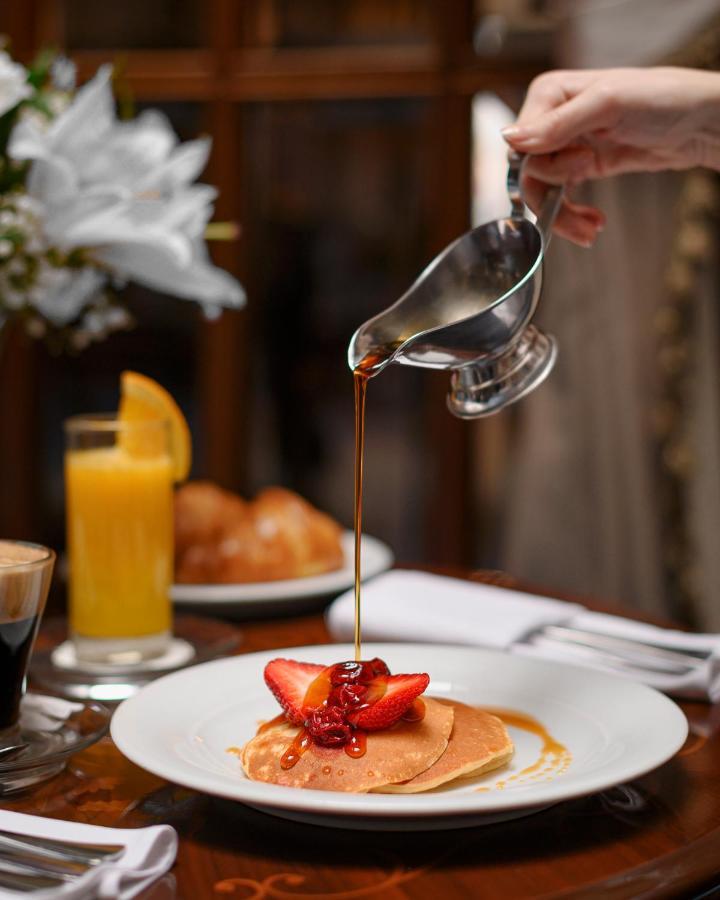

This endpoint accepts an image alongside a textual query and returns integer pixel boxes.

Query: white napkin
[327,570,720,701]
[20,695,84,732]
[0,810,177,899]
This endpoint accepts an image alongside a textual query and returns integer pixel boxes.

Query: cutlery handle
[0,867,65,892]
[541,625,705,673]
[0,830,124,866]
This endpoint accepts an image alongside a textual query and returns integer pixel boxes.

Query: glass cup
[64,415,174,665]
[0,540,55,745]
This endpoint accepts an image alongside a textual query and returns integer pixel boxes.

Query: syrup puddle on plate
[478,707,572,791]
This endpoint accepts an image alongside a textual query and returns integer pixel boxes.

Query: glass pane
[64,0,203,49]
[250,0,434,48]
[242,98,434,560]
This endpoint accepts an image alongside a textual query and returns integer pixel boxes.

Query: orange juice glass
[64,415,173,664]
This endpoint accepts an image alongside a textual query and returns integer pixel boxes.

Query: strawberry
[264,658,326,725]
[346,673,429,731]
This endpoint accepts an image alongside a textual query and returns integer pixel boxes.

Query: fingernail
[501,125,537,145]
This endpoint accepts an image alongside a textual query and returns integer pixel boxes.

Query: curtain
[495,1,720,626]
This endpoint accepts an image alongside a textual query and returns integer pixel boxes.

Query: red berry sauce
[278,657,423,769]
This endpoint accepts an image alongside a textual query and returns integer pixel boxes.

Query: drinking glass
[64,415,173,664]
[0,540,55,745]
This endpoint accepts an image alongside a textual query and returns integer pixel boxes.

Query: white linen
[20,695,84,732]
[327,570,720,701]
[0,810,176,899]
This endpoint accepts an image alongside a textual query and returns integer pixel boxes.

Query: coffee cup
[0,541,55,744]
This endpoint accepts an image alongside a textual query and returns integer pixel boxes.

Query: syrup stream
[353,369,368,662]
[352,345,397,661]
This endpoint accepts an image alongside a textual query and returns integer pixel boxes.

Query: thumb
[502,88,617,154]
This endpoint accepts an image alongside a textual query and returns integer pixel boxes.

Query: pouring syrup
[352,343,399,660]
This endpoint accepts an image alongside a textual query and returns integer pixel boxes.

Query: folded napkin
[20,695,84,732]
[0,810,177,899]
[327,570,720,701]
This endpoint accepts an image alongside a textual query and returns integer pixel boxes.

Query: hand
[502,67,720,246]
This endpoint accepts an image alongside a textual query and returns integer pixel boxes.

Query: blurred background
[2,0,720,628]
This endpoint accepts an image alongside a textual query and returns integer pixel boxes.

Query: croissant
[175,483,344,584]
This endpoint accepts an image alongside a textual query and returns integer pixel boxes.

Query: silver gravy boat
[347,153,563,417]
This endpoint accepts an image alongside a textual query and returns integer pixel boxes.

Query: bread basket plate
[171,532,393,615]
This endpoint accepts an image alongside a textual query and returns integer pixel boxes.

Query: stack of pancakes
[240,699,513,793]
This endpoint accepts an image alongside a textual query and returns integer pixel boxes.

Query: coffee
[0,541,55,733]
[0,615,39,728]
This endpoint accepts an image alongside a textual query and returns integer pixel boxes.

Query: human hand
[502,67,720,246]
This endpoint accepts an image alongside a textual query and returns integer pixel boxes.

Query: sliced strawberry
[346,673,429,731]
[264,658,326,725]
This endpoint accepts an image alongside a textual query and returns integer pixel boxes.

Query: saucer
[50,637,196,674]
[30,615,242,703]
[0,694,110,794]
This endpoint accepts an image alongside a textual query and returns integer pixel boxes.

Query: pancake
[375,701,513,793]
[241,697,454,792]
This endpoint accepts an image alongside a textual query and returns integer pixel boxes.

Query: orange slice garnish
[118,370,192,482]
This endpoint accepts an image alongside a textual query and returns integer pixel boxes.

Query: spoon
[0,743,29,763]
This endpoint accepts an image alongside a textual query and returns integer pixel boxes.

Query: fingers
[522,174,605,247]
[515,69,596,124]
[522,146,598,184]
[523,144,671,184]
[503,87,619,155]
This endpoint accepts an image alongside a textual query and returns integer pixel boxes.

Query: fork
[524,624,708,675]
[0,865,66,893]
[0,832,125,893]
[0,830,124,866]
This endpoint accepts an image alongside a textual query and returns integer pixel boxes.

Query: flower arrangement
[0,46,245,349]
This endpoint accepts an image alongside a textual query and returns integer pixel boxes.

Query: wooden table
[9,572,720,899]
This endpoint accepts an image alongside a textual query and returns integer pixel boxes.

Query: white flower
[28,264,106,326]
[0,51,31,117]
[50,57,76,93]
[8,66,245,308]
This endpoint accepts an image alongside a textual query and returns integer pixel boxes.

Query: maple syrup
[256,713,286,735]
[482,707,571,789]
[346,731,367,758]
[352,368,368,662]
[266,344,423,770]
[281,728,312,769]
[352,344,400,661]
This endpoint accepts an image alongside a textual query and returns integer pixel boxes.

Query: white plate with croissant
[171,482,394,612]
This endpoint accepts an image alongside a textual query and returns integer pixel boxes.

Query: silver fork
[0,852,85,882]
[0,831,124,893]
[0,866,66,893]
[525,624,708,676]
[0,830,124,866]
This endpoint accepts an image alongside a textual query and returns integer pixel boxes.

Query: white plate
[111,643,687,830]
[171,532,393,615]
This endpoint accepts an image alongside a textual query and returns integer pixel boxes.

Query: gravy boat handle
[507,151,564,250]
